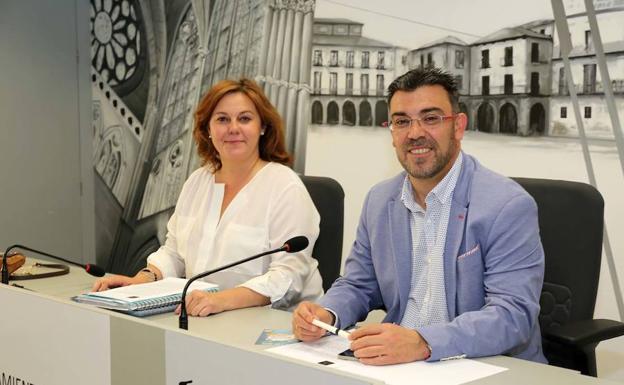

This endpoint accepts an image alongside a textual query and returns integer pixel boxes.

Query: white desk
[3,263,620,385]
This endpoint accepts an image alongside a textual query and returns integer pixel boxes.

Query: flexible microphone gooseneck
[178,236,309,330]
[1,244,106,285]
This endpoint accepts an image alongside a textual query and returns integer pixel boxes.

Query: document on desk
[267,336,507,385]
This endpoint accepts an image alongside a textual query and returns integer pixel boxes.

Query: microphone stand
[1,244,105,285]
[178,245,288,330]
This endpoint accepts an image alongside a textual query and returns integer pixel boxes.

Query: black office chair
[513,177,624,376]
[300,175,344,292]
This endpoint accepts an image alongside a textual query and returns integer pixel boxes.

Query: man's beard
[398,136,459,180]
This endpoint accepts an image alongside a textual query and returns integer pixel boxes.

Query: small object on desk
[312,318,351,339]
[10,283,34,291]
[72,277,219,317]
[255,329,298,346]
[10,262,70,280]
[0,253,26,275]
[337,348,358,361]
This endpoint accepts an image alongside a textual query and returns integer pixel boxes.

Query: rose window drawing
[90,0,144,92]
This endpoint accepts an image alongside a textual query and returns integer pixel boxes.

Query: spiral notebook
[73,277,219,317]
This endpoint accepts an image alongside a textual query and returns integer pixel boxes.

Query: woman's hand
[91,265,163,292]
[175,287,270,317]
[175,290,227,317]
[91,272,155,291]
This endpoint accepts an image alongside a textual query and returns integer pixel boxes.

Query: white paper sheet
[83,277,218,302]
[267,336,507,385]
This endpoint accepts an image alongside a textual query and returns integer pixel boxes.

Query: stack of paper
[73,277,219,317]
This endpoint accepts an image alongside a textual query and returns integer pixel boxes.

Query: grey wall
[0,0,95,263]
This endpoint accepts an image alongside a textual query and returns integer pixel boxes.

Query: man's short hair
[387,67,460,112]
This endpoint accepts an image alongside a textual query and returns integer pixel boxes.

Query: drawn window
[361,74,369,95]
[531,43,540,63]
[504,74,513,94]
[330,50,338,66]
[313,72,322,94]
[482,76,490,95]
[346,51,354,68]
[481,49,490,68]
[558,67,567,95]
[377,51,385,69]
[504,47,513,66]
[330,72,338,95]
[346,73,353,95]
[361,51,369,68]
[585,30,593,51]
[583,64,597,93]
[530,72,540,95]
[455,50,464,69]
[313,50,322,66]
[454,75,463,90]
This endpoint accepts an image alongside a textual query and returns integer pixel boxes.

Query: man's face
[389,85,466,182]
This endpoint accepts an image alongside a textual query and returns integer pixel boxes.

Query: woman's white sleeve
[239,182,320,305]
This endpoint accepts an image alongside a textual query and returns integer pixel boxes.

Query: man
[292,67,546,365]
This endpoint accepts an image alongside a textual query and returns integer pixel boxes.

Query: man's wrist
[415,330,432,360]
[324,308,338,326]
[423,343,432,359]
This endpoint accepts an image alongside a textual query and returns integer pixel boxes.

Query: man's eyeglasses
[383,114,456,131]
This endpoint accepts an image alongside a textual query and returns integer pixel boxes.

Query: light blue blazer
[319,153,547,363]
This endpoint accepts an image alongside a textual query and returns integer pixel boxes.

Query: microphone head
[85,264,106,277]
[283,236,309,253]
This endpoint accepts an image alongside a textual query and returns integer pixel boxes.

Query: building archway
[499,103,518,134]
[375,100,388,127]
[458,102,470,130]
[327,101,339,125]
[459,102,468,116]
[476,102,495,133]
[359,100,372,126]
[529,103,546,135]
[343,101,356,126]
[311,101,323,124]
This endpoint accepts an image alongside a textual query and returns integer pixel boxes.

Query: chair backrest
[300,175,345,292]
[512,177,604,330]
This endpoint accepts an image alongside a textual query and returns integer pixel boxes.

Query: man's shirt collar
[400,152,464,212]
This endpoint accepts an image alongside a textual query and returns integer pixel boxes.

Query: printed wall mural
[90,0,624,277]
[90,0,315,273]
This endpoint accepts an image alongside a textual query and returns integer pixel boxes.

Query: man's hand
[349,323,430,365]
[292,301,334,341]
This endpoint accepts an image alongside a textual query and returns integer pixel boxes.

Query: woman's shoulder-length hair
[193,78,292,170]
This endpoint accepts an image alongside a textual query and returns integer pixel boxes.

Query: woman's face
[209,92,263,166]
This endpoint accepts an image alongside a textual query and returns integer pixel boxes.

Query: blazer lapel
[443,204,467,319]
[443,152,475,319]
[389,196,412,322]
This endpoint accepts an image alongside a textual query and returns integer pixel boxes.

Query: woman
[93,78,323,316]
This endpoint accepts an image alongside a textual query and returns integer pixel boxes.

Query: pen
[11,283,33,291]
[312,318,351,339]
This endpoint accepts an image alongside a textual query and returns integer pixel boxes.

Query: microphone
[1,244,106,285]
[179,236,309,330]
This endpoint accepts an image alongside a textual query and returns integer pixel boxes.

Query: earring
[260,130,265,136]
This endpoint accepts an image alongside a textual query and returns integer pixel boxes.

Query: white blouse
[147,162,323,309]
